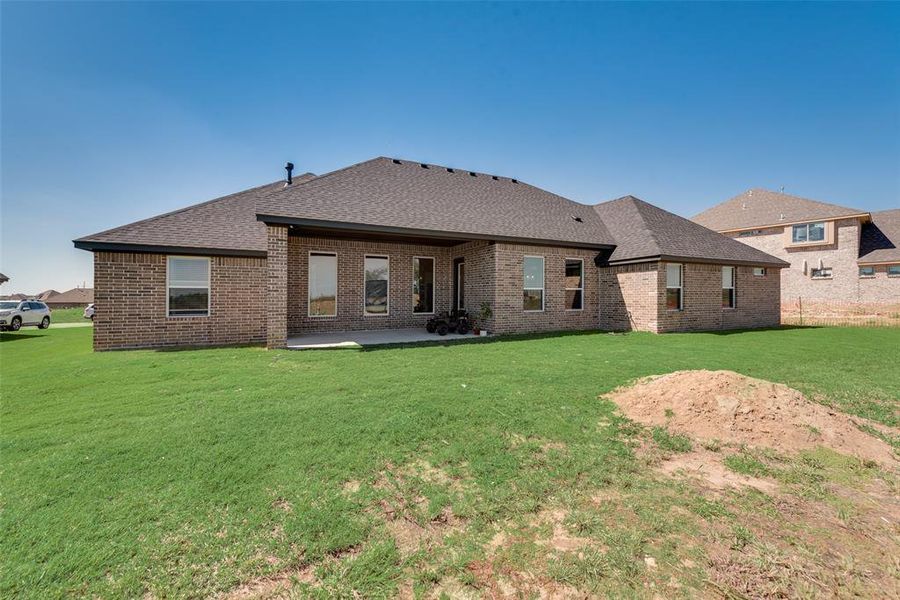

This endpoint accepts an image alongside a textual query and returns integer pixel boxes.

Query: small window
[859,266,875,278]
[810,268,833,279]
[792,222,826,244]
[523,256,544,311]
[722,266,736,309]
[413,257,434,314]
[564,259,584,310]
[364,256,389,314]
[752,267,767,277]
[308,252,337,317]
[888,265,900,277]
[167,256,210,316]
[666,263,683,311]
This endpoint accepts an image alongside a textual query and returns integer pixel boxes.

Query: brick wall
[267,225,289,349]
[598,263,659,331]
[857,264,900,303]
[491,243,600,335]
[93,251,266,351]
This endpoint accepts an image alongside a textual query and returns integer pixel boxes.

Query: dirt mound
[607,370,896,467]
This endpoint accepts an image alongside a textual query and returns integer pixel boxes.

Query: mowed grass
[47,307,90,324]
[1,326,898,598]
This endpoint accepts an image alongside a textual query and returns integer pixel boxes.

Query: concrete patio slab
[286,327,484,349]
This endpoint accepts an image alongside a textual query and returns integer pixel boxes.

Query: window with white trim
[564,259,584,310]
[888,265,900,277]
[792,222,825,243]
[308,252,337,317]
[753,267,767,277]
[859,266,875,278]
[413,257,434,314]
[666,263,683,311]
[722,266,736,309]
[523,256,544,311]
[167,256,210,317]
[364,256,389,314]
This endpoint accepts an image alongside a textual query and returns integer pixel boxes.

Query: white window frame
[364,255,390,316]
[810,267,833,280]
[308,251,338,318]
[858,266,875,278]
[666,263,683,311]
[888,265,900,277]
[722,266,736,310]
[792,221,826,244]
[752,267,767,277]
[523,255,545,312]
[412,256,435,315]
[166,255,210,318]
[564,258,584,311]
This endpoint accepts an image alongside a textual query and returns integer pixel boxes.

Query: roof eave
[605,254,788,268]
[256,214,616,250]
[73,240,266,258]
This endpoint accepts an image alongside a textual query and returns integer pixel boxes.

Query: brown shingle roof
[692,188,867,232]
[255,157,615,249]
[74,175,315,256]
[46,287,94,305]
[594,196,788,267]
[859,208,900,264]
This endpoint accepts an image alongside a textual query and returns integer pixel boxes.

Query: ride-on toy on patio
[425,309,471,336]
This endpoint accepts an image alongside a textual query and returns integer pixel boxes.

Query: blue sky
[2,2,898,293]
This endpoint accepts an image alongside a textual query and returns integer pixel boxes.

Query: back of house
[693,189,900,311]
[74,157,787,351]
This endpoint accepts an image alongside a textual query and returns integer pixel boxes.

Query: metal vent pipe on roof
[285,162,294,185]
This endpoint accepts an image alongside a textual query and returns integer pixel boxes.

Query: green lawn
[48,307,90,324]
[2,327,898,598]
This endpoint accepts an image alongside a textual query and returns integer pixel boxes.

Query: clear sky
[2,1,898,294]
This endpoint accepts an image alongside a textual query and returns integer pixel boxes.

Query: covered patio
[286,327,482,349]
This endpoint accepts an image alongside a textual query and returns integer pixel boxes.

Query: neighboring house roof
[37,290,60,301]
[74,175,316,256]
[0,273,8,284]
[0,293,28,301]
[45,287,94,305]
[255,157,616,249]
[594,196,789,267]
[692,188,868,232]
[858,208,900,264]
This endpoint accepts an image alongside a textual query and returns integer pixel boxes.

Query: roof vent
[741,202,747,210]
[285,162,294,185]
[446,168,454,173]
[492,176,499,181]
[571,215,584,223]
[779,212,785,221]
[511,179,518,184]
[392,159,401,165]
[420,163,429,169]
[469,171,477,177]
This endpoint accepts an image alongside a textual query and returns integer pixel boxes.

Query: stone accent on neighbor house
[598,262,780,333]
[93,251,266,351]
[726,218,898,304]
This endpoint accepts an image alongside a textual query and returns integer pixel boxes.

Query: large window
[565,259,584,310]
[523,256,544,311]
[308,252,337,317]
[167,256,209,317]
[792,222,825,244]
[413,257,434,314]
[364,256,389,314]
[722,266,736,309]
[666,263,683,311]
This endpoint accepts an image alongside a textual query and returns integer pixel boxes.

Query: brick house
[693,189,900,306]
[74,157,786,351]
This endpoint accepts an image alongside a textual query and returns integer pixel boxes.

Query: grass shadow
[0,332,44,342]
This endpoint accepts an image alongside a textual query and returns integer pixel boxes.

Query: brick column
[267,225,289,349]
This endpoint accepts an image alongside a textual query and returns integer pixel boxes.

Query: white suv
[0,300,52,331]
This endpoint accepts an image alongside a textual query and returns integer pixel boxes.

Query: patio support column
[266,224,288,349]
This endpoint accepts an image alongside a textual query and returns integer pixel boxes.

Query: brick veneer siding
[267,225,289,348]
[598,263,660,332]
[93,251,266,351]
[597,261,780,333]
[858,264,900,302]
[726,218,882,303]
[287,236,455,335]
[491,243,601,335]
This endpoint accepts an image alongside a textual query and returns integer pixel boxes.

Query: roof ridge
[744,187,864,214]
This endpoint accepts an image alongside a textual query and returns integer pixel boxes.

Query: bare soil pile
[607,370,896,467]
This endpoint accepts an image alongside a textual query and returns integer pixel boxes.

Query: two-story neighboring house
[692,189,900,305]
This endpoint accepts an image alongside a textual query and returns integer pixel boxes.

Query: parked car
[0,300,52,331]
[84,303,95,320]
